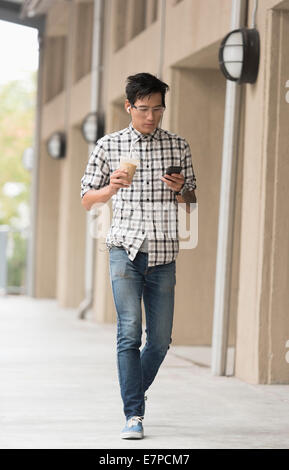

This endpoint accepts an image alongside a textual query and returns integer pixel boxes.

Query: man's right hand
[82,169,131,210]
[109,169,131,194]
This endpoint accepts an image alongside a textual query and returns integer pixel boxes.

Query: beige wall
[34,0,289,384]
[235,2,289,384]
[34,143,61,298]
[36,0,92,307]
[56,127,87,307]
[170,67,227,344]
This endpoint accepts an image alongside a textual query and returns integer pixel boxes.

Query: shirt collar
[128,122,160,142]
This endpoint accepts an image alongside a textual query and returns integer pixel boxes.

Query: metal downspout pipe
[78,0,104,319]
[158,0,166,80]
[211,0,248,375]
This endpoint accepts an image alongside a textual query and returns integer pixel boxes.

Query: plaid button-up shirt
[80,122,197,267]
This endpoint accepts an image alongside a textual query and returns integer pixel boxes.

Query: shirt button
[147,181,149,184]
[147,198,149,201]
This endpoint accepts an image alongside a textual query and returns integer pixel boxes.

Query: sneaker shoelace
[127,416,143,428]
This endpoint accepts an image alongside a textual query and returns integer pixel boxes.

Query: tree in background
[0,72,36,291]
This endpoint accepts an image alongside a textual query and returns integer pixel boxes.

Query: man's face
[125,92,164,135]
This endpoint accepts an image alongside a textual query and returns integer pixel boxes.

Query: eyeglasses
[131,105,165,115]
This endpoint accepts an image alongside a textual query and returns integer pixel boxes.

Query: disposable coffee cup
[119,157,140,183]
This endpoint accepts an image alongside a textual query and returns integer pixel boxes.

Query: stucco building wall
[33,0,289,384]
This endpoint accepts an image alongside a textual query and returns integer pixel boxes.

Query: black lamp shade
[81,112,105,144]
[47,132,66,159]
[219,28,260,84]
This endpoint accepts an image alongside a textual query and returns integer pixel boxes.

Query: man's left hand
[160,173,185,193]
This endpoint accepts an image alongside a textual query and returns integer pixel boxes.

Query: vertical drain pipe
[158,0,166,80]
[78,0,104,319]
[211,0,247,375]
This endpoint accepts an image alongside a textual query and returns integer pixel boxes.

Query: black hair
[125,73,169,107]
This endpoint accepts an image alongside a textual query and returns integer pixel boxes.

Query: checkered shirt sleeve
[80,139,110,198]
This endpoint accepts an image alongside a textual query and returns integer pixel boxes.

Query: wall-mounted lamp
[81,112,105,144]
[47,132,66,159]
[219,28,260,84]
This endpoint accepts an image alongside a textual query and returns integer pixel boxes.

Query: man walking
[80,73,197,439]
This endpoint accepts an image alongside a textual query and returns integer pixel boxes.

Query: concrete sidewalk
[0,295,288,449]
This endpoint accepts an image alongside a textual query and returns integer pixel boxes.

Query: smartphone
[165,165,182,175]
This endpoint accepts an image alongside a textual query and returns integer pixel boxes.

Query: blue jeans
[109,247,176,420]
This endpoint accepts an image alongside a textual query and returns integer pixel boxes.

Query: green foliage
[0,71,36,290]
[0,71,36,227]
[7,231,27,289]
